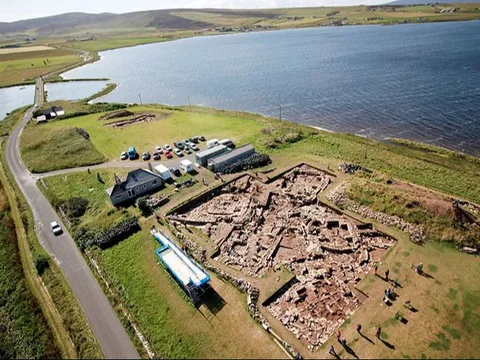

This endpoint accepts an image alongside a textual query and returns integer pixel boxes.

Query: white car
[163,144,172,151]
[154,146,163,154]
[50,221,63,236]
[120,151,128,160]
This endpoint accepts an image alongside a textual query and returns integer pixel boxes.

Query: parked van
[180,159,194,173]
[219,139,235,149]
[206,139,219,149]
[154,164,172,181]
[128,146,138,160]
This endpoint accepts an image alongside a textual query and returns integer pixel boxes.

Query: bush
[137,196,151,217]
[65,197,89,218]
[74,227,98,251]
[94,217,140,249]
[74,217,140,251]
[35,255,50,275]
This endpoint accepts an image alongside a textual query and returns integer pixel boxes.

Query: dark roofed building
[107,169,164,206]
[207,144,255,173]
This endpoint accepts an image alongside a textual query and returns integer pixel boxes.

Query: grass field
[346,174,480,245]
[0,48,81,87]
[23,103,480,205]
[0,45,55,55]
[322,237,480,359]
[20,126,106,173]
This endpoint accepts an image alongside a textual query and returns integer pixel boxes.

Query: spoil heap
[170,164,396,350]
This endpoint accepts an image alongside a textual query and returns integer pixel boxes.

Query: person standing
[374,264,378,276]
[357,324,362,333]
[337,330,342,343]
[376,327,382,339]
[385,269,390,281]
[329,345,336,357]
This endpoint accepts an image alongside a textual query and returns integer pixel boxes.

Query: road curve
[5,78,140,359]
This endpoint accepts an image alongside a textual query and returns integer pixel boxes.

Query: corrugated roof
[195,145,227,158]
[208,144,254,164]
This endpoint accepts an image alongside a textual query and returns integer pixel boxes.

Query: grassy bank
[20,126,106,173]
[0,110,103,358]
[346,174,480,246]
[0,183,60,358]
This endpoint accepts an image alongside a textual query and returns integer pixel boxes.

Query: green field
[0,48,81,87]
[23,103,480,205]
[0,184,59,358]
[20,125,106,173]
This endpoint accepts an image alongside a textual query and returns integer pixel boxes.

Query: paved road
[35,153,200,179]
[5,78,140,359]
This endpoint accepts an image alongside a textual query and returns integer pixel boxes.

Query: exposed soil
[169,164,396,351]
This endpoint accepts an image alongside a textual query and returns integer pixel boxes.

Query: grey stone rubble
[327,182,425,242]
[169,164,396,351]
[337,162,372,175]
[169,225,301,359]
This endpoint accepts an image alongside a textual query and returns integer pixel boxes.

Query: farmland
[0,47,81,87]
[1,4,480,87]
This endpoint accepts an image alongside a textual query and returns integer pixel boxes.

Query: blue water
[0,81,108,121]
[0,85,35,120]
[11,21,480,156]
[45,81,108,102]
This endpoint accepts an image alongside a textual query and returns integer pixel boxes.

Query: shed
[36,115,47,123]
[52,106,65,116]
[207,144,255,173]
[195,145,228,166]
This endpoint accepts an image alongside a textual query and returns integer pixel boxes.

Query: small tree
[35,255,50,275]
[137,196,151,217]
[66,197,89,218]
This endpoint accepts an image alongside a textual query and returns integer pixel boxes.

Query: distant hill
[387,0,480,4]
[1,5,479,36]
[0,9,276,35]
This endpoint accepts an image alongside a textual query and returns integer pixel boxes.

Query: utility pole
[279,105,282,121]
[139,94,143,105]
[188,96,192,112]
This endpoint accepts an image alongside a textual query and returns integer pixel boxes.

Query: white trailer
[154,164,172,181]
[180,159,194,173]
[206,139,219,149]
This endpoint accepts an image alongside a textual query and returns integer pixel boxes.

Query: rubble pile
[338,162,372,174]
[168,225,301,358]
[327,182,425,242]
[221,153,272,174]
[170,164,397,350]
